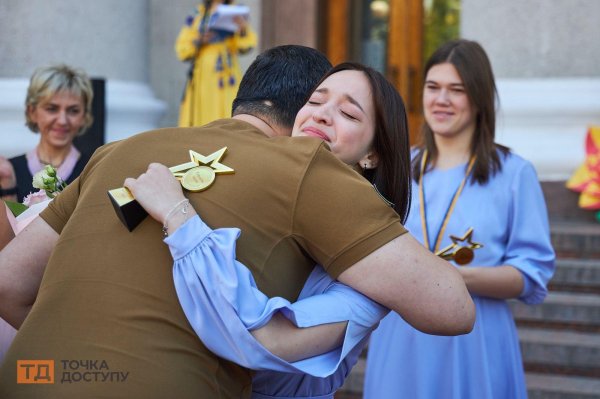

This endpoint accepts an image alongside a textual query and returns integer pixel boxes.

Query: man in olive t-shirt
[0,46,474,398]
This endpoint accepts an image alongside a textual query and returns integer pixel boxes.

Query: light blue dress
[363,151,556,399]
[165,216,387,399]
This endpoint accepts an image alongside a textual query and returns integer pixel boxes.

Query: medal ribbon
[419,150,476,252]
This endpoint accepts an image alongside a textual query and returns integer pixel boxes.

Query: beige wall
[461,0,600,180]
[462,0,600,78]
[0,0,149,81]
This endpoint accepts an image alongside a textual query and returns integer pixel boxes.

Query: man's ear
[358,150,379,170]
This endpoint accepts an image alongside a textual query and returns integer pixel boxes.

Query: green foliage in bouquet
[3,165,65,217]
[4,200,28,217]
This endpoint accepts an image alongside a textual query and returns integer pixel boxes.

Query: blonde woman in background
[0,64,94,203]
[0,63,92,364]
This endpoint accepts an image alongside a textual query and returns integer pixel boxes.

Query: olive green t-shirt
[0,119,405,398]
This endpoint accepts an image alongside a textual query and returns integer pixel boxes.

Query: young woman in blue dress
[363,39,555,399]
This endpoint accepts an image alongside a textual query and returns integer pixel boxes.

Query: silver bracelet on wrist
[162,199,190,237]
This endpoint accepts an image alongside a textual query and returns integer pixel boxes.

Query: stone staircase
[514,220,600,399]
[335,183,600,399]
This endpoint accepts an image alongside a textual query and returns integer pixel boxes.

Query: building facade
[1,0,599,180]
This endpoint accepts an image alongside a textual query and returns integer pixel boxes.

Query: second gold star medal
[436,227,483,266]
[418,150,483,265]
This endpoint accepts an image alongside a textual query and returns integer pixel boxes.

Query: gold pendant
[435,227,483,266]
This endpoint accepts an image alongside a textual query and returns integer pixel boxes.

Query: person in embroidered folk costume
[363,39,556,399]
[566,126,600,221]
[175,0,257,127]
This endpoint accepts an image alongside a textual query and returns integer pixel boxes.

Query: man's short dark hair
[232,45,332,129]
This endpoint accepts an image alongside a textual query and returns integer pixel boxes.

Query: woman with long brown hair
[364,39,555,399]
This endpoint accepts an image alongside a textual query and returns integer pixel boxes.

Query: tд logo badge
[17,360,54,384]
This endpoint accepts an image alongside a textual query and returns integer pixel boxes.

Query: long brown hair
[412,39,509,185]
[314,62,412,223]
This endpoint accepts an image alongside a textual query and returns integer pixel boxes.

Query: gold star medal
[169,147,234,192]
[108,147,234,231]
[435,227,483,266]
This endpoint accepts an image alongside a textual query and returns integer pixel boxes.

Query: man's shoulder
[269,135,329,153]
[103,120,265,155]
[126,119,264,140]
[259,137,359,182]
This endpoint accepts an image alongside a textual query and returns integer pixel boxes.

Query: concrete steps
[511,291,600,329]
[551,221,600,259]
[527,373,600,399]
[510,220,600,399]
[549,259,600,293]
[519,218,600,397]
[520,327,600,375]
